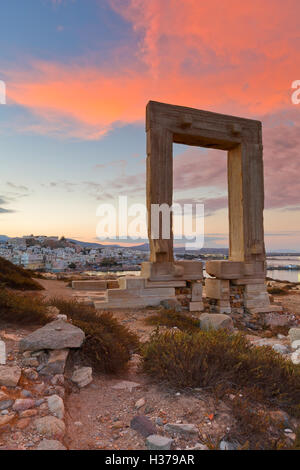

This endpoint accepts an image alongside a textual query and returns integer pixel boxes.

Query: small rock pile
[247,326,300,364]
[0,317,93,450]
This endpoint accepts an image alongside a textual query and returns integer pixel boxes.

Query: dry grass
[0,288,49,325]
[267,286,289,296]
[144,309,200,334]
[0,256,44,291]
[49,297,140,373]
[142,329,300,415]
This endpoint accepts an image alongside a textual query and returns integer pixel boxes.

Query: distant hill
[0,256,44,291]
[67,239,123,249]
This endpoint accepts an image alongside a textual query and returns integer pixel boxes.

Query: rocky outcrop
[19,320,85,352]
[0,365,21,387]
[71,367,93,388]
[199,313,234,331]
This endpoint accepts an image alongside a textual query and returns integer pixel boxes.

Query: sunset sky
[0,0,300,249]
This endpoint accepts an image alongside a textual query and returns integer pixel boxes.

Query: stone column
[146,126,174,263]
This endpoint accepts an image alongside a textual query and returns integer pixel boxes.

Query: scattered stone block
[0,400,13,410]
[219,440,238,450]
[289,328,300,343]
[23,368,38,381]
[130,415,157,437]
[135,398,146,409]
[291,349,300,365]
[264,313,291,328]
[165,423,198,436]
[16,418,31,430]
[0,365,21,387]
[189,301,204,312]
[160,299,182,312]
[0,413,15,426]
[112,381,141,392]
[37,439,67,450]
[272,344,289,355]
[22,357,39,367]
[40,349,69,376]
[34,416,65,439]
[12,399,35,412]
[291,340,300,350]
[47,395,64,419]
[0,341,6,365]
[19,320,85,352]
[71,367,93,388]
[199,313,234,332]
[146,435,173,450]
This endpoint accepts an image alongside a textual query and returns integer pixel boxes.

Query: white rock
[71,367,93,388]
[291,349,300,365]
[34,416,65,438]
[57,314,68,321]
[272,344,289,354]
[288,328,300,343]
[135,398,146,409]
[0,365,21,387]
[112,380,141,392]
[219,440,238,450]
[37,439,66,450]
[146,435,173,450]
[0,341,6,365]
[291,340,300,350]
[47,395,64,419]
[164,423,198,436]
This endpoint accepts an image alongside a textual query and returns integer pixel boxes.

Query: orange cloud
[4,0,300,139]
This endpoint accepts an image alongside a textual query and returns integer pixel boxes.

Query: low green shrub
[145,309,200,333]
[49,298,140,373]
[0,288,48,325]
[267,286,289,296]
[0,256,44,291]
[142,329,300,413]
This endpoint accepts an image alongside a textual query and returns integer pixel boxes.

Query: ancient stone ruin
[74,101,282,315]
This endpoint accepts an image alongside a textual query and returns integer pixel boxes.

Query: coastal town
[0,235,147,273]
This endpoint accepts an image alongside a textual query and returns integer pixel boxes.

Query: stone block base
[94,275,176,310]
[141,261,203,281]
[72,280,108,291]
[205,279,230,300]
[189,301,204,312]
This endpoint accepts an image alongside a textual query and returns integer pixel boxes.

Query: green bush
[49,298,140,373]
[142,329,300,413]
[0,256,44,291]
[145,309,200,334]
[267,286,289,296]
[0,288,48,325]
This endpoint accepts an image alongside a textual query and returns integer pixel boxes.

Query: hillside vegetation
[0,256,43,290]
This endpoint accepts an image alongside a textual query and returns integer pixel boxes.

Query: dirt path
[34,278,74,300]
[64,358,232,450]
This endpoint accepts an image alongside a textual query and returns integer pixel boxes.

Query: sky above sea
[0,0,300,249]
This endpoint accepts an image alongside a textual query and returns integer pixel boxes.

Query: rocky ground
[0,277,299,450]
